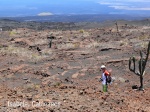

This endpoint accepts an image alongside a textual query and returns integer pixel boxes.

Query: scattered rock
[59,85,67,89]
[72,73,78,78]
[125,80,129,83]
[132,85,138,90]
[0,96,3,99]
[0,20,150,112]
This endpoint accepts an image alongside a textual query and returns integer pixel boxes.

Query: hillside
[0,20,150,111]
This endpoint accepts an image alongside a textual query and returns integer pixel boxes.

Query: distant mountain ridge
[0,14,149,22]
[0,14,150,31]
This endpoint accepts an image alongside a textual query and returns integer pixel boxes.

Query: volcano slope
[0,21,150,112]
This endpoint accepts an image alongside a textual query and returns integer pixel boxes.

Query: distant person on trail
[99,65,111,92]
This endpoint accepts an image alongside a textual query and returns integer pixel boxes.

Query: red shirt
[104,70,110,76]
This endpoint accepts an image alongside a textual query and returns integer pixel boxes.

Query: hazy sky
[0,0,150,17]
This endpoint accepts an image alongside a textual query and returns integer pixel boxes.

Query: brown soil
[0,22,150,112]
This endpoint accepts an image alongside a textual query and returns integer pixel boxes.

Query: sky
[0,0,150,17]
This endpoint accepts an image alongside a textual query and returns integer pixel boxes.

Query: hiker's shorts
[103,85,107,92]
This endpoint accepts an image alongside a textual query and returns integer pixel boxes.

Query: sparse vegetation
[138,34,150,40]
[79,29,84,33]
[86,41,100,48]
[0,19,150,112]
[120,39,129,46]
[9,30,17,36]
[0,45,44,62]
[53,82,61,87]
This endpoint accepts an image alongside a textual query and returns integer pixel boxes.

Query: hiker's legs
[103,84,108,92]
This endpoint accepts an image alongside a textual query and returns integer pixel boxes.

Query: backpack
[105,70,112,83]
[107,75,112,83]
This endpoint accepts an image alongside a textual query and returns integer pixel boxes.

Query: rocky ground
[0,20,150,112]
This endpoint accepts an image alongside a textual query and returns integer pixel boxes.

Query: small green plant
[53,82,61,88]
[9,30,17,36]
[129,41,150,90]
[74,42,80,48]
[79,29,84,33]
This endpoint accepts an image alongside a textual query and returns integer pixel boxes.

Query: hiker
[99,65,111,92]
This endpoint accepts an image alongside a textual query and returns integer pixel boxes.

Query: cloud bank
[37,12,53,16]
[98,0,150,10]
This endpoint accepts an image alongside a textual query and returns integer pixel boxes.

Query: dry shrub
[79,29,84,33]
[57,43,79,49]
[120,39,129,46]
[86,41,100,48]
[41,49,53,56]
[9,30,17,36]
[0,45,44,62]
[140,41,149,48]
[138,35,149,40]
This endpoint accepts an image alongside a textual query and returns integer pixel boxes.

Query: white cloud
[108,0,150,2]
[99,2,124,5]
[37,12,53,16]
[109,6,150,10]
[98,0,150,10]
